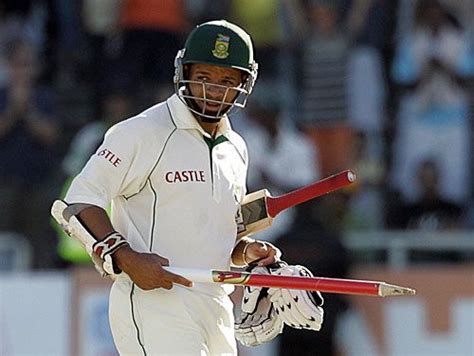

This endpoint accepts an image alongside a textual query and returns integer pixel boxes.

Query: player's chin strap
[51,200,128,278]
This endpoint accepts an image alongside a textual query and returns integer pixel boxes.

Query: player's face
[188,64,244,114]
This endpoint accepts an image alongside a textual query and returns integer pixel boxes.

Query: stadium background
[0,1,473,355]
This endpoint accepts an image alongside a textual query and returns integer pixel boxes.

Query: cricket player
[52,20,323,355]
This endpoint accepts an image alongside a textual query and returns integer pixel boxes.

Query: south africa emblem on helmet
[212,34,230,59]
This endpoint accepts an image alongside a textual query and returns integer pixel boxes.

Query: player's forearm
[77,205,136,268]
[52,201,131,276]
[78,205,115,239]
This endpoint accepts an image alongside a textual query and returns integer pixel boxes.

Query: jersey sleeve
[65,119,153,209]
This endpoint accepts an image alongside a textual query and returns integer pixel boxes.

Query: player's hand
[244,241,282,267]
[114,245,193,290]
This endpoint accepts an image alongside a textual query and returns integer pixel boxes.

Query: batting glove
[268,264,324,331]
[234,264,284,346]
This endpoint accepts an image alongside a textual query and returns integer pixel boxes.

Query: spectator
[78,0,124,113]
[346,0,397,151]
[347,0,398,53]
[294,1,353,177]
[297,1,349,126]
[0,1,36,86]
[0,37,60,269]
[229,0,282,80]
[388,158,464,263]
[109,0,188,101]
[344,2,394,229]
[230,0,310,113]
[389,158,463,230]
[390,0,474,205]
[0,1,61,86]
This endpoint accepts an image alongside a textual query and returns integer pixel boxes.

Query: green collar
[203,135,229,150]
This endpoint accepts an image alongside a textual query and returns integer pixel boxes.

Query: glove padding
[234,265,284,346]
[268,264,324,331]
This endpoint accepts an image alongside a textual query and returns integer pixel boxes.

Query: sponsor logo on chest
[165,170,206,183]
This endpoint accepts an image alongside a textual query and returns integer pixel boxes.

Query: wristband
[93,231,129,260]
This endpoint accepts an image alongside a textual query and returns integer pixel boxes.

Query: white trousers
[109,275,237,355]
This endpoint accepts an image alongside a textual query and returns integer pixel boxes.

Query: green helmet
[174,20,258,120]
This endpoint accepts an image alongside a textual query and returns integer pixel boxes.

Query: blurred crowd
[0,1,472,355]
[0,0,473,266]
[0,0,474,262]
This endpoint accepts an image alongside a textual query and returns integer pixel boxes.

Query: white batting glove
[234,265,284,346]
[268,264,324,331]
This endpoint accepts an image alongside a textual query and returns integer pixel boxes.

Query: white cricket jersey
[66,94,248,293]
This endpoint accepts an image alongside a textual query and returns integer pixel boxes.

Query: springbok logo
[212,34,230,59]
